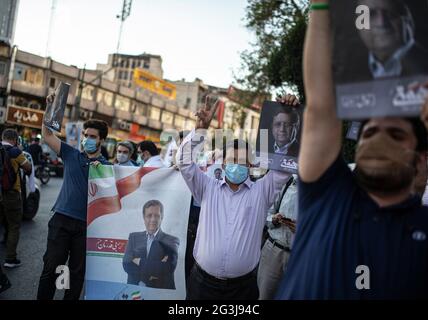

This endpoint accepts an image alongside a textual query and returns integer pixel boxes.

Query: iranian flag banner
[85,165,191,300]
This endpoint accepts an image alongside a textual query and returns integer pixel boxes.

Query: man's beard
[354,133,417,195]
[354,162,415,195]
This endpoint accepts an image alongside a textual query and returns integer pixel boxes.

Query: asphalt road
[0,177,63,300]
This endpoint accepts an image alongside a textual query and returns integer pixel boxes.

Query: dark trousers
[0,190,23,260]
[37,213,86,300]
[185,202,200,282]
[187,264,259,300]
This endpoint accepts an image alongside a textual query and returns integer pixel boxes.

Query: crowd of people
[1,0,428,299]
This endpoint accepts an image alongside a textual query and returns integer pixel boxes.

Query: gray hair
[117,140,134,154]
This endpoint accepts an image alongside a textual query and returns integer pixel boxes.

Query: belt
[268,236,291,252]
[194,263,255,284]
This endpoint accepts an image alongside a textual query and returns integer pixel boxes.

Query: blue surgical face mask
[116,153,129,164]
[137,154,145,166]
[82,137,98,154]
[224,164,249,185]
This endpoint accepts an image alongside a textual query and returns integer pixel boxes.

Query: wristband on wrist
[310,3,329,11]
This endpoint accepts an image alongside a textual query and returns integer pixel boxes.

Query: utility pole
[72,64,86,121]
[45,0,57,57]
[116,0,133,54]
[71,0,133,122]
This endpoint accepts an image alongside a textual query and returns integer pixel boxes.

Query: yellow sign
[133,69,176,100]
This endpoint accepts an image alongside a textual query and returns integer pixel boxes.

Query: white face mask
[116,153,129,164]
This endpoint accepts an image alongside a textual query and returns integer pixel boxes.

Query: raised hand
[276,93,300,107]
[195,94,220,129]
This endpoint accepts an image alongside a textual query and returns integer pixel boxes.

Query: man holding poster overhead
[177,95,299,300]
[276,0,428,299]
[37,95,111,300]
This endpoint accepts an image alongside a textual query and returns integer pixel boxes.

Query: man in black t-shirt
[276,0,428,299]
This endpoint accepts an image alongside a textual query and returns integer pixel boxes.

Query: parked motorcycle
[35,163,50,185]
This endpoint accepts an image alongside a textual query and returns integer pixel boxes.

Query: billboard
[133,68,176,100]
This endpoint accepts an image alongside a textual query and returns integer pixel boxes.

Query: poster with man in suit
[85,166,191,300]
[332,0,428,119]
[256,99,303,174]
[122,199,179,289]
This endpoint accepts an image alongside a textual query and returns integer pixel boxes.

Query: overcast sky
[13,0,254,88]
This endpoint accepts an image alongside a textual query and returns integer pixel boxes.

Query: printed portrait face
[143,205,162,235]
[272,112,295,148]
[358,0,409,62]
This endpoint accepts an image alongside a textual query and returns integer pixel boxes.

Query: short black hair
[138,140,159,156]
[83,119,108,140]
[1,128,19,142]
[358,118,428,152]
[142,199,164,219]
[214,168,222,173]
[222,139,253,163]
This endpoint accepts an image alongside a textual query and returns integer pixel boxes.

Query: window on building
[24,68,44,86]
[125,60,129,68]
[120,59,125,67]
[97,89,113,107]
[131,60,136,69]
[0,62,6,75]
[49,78,56,88]
[185,119,196,130]
[82,85,95,100]
[251,115,259,129]
[148,107,161,121]
[14,64,25,80]
[143,61,150,69]
[136,103,147,116]
[115,95,130,112]
[174,115,185,129]
[185,98,191,109]
[161,111,174,125]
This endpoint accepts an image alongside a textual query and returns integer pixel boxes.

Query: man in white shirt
[137,140,165,168]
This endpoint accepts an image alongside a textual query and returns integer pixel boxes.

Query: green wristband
[310,3,329,11]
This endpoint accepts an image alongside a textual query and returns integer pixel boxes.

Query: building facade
[0,44,202,150]
[96,53,163,88]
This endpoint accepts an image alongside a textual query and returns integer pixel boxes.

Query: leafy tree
[236,0,356,162]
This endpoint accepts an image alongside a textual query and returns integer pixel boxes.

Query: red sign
[87,237,128,254]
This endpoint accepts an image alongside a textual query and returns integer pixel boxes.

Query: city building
[0,44,201,154]
[96,53,163,88]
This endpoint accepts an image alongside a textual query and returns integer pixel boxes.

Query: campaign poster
[85,166,191,300]
[65,122,83,151]
[331,0,428,119]
[256,101,303,174]
[43,82,70,132]
[206,164,224,182]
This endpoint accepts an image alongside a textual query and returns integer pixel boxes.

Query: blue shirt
[276,156,428,299]
[52,142,111,221]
